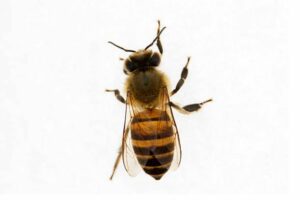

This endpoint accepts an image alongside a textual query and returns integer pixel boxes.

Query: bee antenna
[108,41,136,53]
[144,26,166,50]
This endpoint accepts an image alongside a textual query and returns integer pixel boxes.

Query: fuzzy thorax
[125,69,170,108]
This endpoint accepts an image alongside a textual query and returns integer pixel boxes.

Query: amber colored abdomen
[130,109,174,180]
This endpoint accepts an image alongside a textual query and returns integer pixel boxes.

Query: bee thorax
[125,69,169,107]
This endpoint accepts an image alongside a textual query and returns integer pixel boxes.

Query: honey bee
[106,21,212,180]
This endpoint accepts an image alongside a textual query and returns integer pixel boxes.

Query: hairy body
[125,69,170,108]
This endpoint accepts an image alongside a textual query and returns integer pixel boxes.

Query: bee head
[123,50,161,74]
[108,24,165,75]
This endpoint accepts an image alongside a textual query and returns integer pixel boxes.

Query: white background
[0,0,290,196]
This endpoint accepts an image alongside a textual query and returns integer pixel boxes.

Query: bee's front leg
[105,89,125,104]
[171,57,190,96]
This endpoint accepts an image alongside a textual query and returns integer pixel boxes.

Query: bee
[106,21,212,180]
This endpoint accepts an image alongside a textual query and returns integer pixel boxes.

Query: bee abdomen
[131,110,175,180]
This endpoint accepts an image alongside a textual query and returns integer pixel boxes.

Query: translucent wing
[163,87,182,171]
[121,93,142,177]
[169,127,182,171]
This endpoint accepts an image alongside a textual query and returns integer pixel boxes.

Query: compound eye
[125,59,136,72]
[149,52,161,67]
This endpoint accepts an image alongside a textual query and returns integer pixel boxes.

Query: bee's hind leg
[171,57,191,96]
[110,125,130,180]
[105,89,125,104]
[169,99,213,114]
[109,146,122,180]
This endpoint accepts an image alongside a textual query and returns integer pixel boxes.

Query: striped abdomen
[130,109,174,180]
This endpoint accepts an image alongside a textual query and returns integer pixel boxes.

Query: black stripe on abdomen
[133,142,175,155]
[131,111,169,123]
[143,166,170,175]
[138,154,174,167]
[131,127,173,140]
[140,154,173,180]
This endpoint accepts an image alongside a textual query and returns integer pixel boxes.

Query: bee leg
[109,125,130,180]
[169,99,212,114]
[157,20,163,54]
[105,89,125,104]
[109,147,122,180]
[171,57,190,96]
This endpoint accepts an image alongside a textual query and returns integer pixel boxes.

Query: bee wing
[169,127,182,171]
[163,88,182,171]
[122,93,142,177]
[122,129,142,177]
